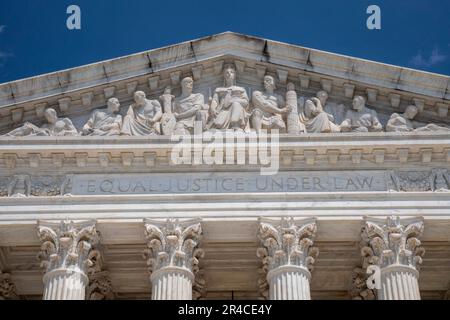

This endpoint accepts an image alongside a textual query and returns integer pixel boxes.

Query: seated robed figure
[121,91,162,136]
[172,77,207,135]
[251,75,288,134]
[340,96,383,133]
[82,97,123,136]
[299,96,340,133]
[207,64,249,131]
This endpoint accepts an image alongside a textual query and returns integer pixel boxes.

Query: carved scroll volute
[37,220,99,274]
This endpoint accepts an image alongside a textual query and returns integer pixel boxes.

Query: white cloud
[410,47,447,67]
[0,25,5,33]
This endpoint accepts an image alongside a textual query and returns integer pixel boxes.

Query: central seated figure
[207,64,249,131]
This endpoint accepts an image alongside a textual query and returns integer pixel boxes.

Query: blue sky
[0,0,449,83]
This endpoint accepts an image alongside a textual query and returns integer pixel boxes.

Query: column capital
[37,220,99,279]
[361,216,425,271]
[143,218,205,298]
[257,217,319,271]
[257,217,319,299]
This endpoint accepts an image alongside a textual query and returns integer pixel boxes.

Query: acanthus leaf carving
[143,218,205,299]
[37,220,99,275]
[361,216,425,270]
[257,217,318,299]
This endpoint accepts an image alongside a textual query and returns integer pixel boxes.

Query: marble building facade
[0,32,449,300]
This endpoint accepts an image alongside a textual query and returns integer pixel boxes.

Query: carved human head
[316,91,328,105]
[404,105,419,120]
[134,91,146,104]
[223,64,236,84]
[352,95,366,111]
[44,108,58,124]
[263,75,276,91]
[181,77,194,92]
[304,99,315,117]
[107,98,120,113]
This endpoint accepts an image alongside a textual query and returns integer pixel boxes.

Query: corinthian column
[362,216,425,300]
[37,220,99,300]
[257,217,319,300]
[143,218,205,300]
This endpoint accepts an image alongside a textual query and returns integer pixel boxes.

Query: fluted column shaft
[150,267,194,300]
[378,265,420,300]
[267,265,311,300]
[43,269,88,300]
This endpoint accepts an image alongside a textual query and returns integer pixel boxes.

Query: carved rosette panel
[388,169,450,192]
[0,174,73,197]
[37,220,99,275]
[143,218,205,299]
[256,217,319,299]
[0,271,18,300]
[361,216,425,270]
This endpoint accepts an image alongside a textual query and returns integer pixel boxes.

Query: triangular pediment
[0,31,449,134]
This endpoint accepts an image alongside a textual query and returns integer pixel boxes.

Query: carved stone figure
[251,75,288,134]
[340,96,382,132]
[172,77,207,135]
[299,97,340,133]
[386,105,450,132]
[121,91,162,136]
[207,64,249,131]
[6,108,78,137]
[317,90,346,126]
[82,98,122,136]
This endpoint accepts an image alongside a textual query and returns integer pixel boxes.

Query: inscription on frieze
[72,171,388,195]
[0,169,448,197]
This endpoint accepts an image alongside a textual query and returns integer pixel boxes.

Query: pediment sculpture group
[4,64,450,137]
